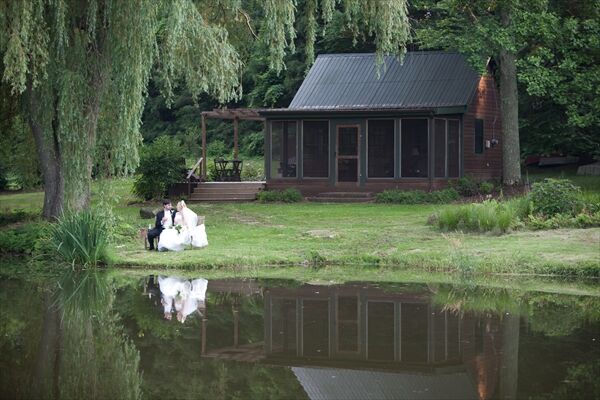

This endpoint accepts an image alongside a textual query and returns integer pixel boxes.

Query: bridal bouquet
[171,224,182,234]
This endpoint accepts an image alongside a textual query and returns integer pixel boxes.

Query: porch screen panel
[303,121,329,177]
[367,302,395,360]
[401,303,428,363]
[303,300,329,357]
[434,119,446,178]
[271,298,297,355]
[368,120,394,178]
[447,120,460,177]
[401,119,428,177]
[271,121,297,178]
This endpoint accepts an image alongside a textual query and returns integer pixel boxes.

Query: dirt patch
[304,229,338,239]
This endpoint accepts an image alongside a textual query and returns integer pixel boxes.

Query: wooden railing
[187,157,203,197]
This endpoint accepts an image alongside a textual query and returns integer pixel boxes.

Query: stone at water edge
[140,207,156,219]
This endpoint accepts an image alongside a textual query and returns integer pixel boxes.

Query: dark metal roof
[287,52,480,111]
[292,367,478,400]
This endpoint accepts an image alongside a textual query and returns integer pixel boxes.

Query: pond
[1,271,598,399]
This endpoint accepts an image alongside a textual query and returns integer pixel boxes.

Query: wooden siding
[463,76,503,180]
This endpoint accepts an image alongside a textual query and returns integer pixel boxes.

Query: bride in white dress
[157,200,208,251]
[176,278,208,323]
[158,276,187,320]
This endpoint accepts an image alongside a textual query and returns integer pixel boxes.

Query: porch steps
[190,181,265,202]
[307,192,374,203]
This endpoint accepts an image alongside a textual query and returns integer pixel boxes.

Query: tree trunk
[31,292,59,399]
[499,313,520,399]
[27,83,65,220]
[499,9,522,185]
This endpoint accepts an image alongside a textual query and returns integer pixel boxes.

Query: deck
[189,181,266,202]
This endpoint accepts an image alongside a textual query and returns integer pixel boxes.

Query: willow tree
[1,0,410,219]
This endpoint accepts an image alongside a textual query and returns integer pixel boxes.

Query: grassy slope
[1,174,598,276]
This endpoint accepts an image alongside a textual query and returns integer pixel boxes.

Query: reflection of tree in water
[433,283,600,399]
[0,280,45,399]
[39,270,142,400]
[432,283,600,335]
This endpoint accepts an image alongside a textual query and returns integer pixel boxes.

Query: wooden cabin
[259,52,502,197]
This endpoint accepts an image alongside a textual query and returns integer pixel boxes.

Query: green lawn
[1,175,598,276]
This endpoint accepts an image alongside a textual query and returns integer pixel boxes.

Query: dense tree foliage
[415,0,600,182]
[0,0,410,217]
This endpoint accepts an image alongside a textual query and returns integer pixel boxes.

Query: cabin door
[336,125,360,183]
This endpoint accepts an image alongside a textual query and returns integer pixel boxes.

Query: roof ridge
[316,51,460,58]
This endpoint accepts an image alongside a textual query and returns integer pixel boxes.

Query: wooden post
[201,317,207,355]
[201,114,207,180]
[233,116,239,160]
[233,307,239,348]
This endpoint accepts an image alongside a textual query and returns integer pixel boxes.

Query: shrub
[0,208,40,226]
[47,210,109,268]
[375,188,459,204]
[133,137,187,200]
[581,192,600,214]
[526,211,600,230]
[479,181,495,195]
[450,177,479,196]
[241,160,265,181]
[240,131,264,157]
[257,188,302,203]
[0,223,45,255]
[206,140,228,158]
[530,178,582,217]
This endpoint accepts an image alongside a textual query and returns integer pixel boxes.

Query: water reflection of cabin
[259,52,502,195]
[200,281,517,400]
[266,285,470,366]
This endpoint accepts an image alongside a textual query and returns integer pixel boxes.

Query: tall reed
[48,210,109,268]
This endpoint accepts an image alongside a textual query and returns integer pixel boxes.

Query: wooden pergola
[200,108,265,179]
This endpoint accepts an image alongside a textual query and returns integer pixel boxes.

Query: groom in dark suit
[147,199,175,251]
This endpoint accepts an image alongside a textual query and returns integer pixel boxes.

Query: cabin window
[434,118,460,178]
[401,119,428,178]
[271,121,297,178]
[303,121,329,178]
[475,118,484,154]
[367,120,395,178]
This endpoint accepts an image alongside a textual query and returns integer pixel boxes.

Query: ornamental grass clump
[437,200,517,234]
[48,210,109,268]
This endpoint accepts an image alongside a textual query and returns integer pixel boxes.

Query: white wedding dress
[158,276,187,314]
[178,278,208,323]
[157,207,208,251]
[157,213,188,251]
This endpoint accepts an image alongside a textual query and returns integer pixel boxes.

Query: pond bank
[1,184,599,278]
